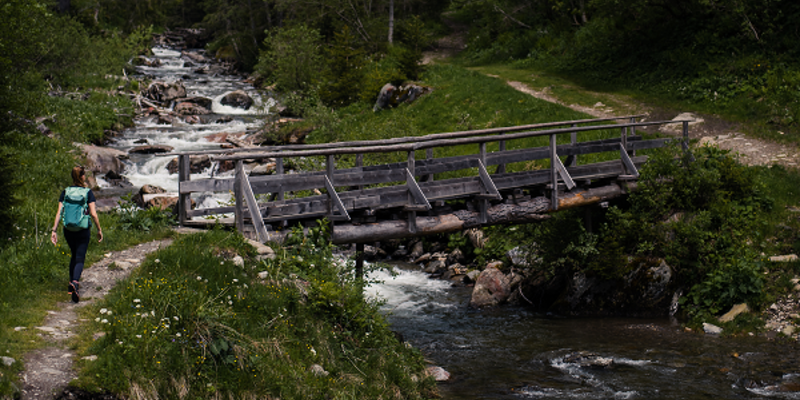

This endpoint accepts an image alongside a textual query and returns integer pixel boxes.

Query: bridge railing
[170,116,693,242]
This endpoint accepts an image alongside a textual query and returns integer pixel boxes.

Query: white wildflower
[99,308,108,314]
[176,333,181,337]
[154,259,160,263]
[101,319,108,324]
[95,317,100,322]
[197,276,202,281]
[136,335,142,338]
[173,316,179,321]
[133,299,141,303]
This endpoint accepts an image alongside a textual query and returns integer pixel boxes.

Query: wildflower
[228,301,233,305]
[95,317,100,322]
[164,324,170,329]
[151,310,155,316]
[310,347,316,356]
[136,304,141,308]
[133,299,141,303]
[107,310,113,315]
[232,279,239,283]
[99,308,108,314]
[155,259,160,263]
[101,319,108,324]
[176,333,182,337]
[173,316,179,321]
[141,314,148,318]
[197,276,202,281]
[136,335,142,338]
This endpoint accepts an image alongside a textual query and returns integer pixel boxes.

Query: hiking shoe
[68,283,73,294]
[70,281,80,303]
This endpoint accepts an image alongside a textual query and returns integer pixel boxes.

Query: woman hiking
[50,166,103,303]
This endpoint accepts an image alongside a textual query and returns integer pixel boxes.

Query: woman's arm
[88,202,103,242]
[51,202,63,245]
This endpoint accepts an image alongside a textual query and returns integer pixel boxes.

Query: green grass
[309,64,656,180]
[0,91,169,398]
[72,227,435,399]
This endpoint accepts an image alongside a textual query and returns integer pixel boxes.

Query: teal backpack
[62,187,91,231]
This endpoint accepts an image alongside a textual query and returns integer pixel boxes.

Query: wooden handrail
[209,119,691,161]
[160,114,648,156]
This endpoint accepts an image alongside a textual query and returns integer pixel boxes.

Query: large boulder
[143,81,186,103]
[174,102,211,115]
[129,145,174,154]
[469,265,512,308]
[166,155,211,174]
[220,90,253,110]
[80,144,127,176]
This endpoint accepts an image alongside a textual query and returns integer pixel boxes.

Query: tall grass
[74,227,435,399]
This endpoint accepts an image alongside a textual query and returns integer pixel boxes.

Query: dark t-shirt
[59,187,96,203]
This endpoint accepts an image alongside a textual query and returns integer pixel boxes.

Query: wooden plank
[406,168,432,209]
[180,178,234,194]
[554,155,576,190]
[619,143,640,177]
[187,206,236,217]
[234,161,244,233]
[240,163,270,242]
[325,176,350,221]
[178,155,191,225]
[477,160,502,200]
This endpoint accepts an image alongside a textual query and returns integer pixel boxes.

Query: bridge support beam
[328,182,635,244]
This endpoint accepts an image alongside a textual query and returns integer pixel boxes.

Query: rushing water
[125,45,800,399]
[367,264,800,400]
[110,47,271,211]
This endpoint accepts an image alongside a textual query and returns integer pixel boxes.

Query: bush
[256,25,323,92]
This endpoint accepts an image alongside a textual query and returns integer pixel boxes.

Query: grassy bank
[72,227,435,399]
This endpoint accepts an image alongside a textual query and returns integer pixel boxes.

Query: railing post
[178,154,191,225]
[570,123,578,166]
[479,142,488,223]
[425,148,434,182]
[496,140,507,174]
[683,120,689,144]
[327,154,335,216]
[629,117,636,156]
[407,150,417,233]
[550,133,558,211]
[356,153,364,190]
[234,159,244,233]
[275,155,284,201]
[621,126,628,155]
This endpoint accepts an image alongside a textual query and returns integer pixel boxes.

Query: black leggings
[64,228,90,282]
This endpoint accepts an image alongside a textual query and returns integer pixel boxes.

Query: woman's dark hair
[71,166,86,187]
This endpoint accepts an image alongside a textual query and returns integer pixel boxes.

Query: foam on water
[365,267,454,314]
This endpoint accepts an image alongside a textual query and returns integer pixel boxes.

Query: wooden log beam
[256,181,634,244]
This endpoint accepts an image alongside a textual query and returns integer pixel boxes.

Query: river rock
[246,238,276,260]
[131,185,167,208]
[448,248,465,264]
[465,228,487,248]
[181,51,208,63]
[220,90,253,110]
[469,265,511,308]
[175,101,211,115]
[309,364,329,377]
[703,322,723,335]
[156,114,177,125]
[80,144,126,175]
[129,145,174,154]
[134,55,161,67]
[719,303,750,323]
[507,246,532,268]
[426,366,451,381]
[769,254,798,262]
[144,81,186,103]
[425,259,447,274]
[249,162,276,176]
[166,155,211,174]
[563,352,614,369]
[203,131,246,144]
[783,325,796,336]
[409,241,424,259]
[414,253,431,264]
[1,356,14,367]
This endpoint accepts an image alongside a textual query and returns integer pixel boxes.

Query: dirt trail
[505,80,800,169]
[18,239,172,400]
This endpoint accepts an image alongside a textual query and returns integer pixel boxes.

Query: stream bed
[367,264,800,400]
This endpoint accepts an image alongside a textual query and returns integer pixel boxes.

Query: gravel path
[19,239,172,400]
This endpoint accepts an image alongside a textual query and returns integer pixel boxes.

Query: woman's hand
[97,229,103,243]
[50,230,58,245]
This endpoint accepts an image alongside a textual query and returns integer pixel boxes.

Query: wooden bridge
[168,115,691,246]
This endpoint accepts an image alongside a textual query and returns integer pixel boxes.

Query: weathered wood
[554,155,576,190]
[477,160,501,200]
[550,134,558,211]
[180,178,234,194]
[325,176,350,221]
[178,155,191,224]
[327,182,634,244]
[234,161,245,233]
[187,206,236,217]
[619,143,640,177]
[276,157,284,201]
[238,161,270,242]
[406,168,432,210]
[163,114,647,156]
[209,120,691,161]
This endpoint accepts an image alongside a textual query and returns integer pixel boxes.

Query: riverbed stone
[144,81,186,103]
[507,246,532,268]
[563,352,614,369]
[166,155,211,174]
[220,90,253,110]
[469,265,511,308]
[425,259,447,274]
[309,364,329,377]
[426,366,451,381]
[409,241,424,259]
[175,101,211,115]
[783,325,796,336]
[719,303,750,323]
[703,322,723,335]
[129,145,174,154]
[80,144,126,175]
[1,357,15,367]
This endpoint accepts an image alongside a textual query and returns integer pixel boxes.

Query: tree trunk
[388,0,394,43]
